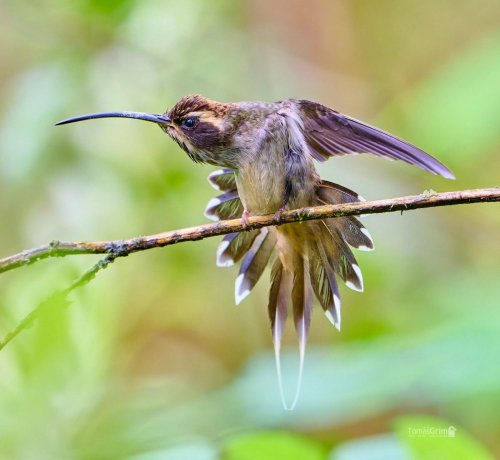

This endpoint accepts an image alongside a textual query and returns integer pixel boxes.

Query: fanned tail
[206,170,375,409]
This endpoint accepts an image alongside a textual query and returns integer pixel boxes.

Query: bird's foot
[273,207,286,223]
[241,209,250,229]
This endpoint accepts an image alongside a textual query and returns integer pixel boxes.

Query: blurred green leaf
[223,431,325,460]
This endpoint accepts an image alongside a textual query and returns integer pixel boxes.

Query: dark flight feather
[298,100,454,179]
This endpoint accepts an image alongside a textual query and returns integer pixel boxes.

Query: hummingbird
[57,95,454,408]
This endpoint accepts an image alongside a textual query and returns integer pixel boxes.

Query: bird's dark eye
[182,117,197,129]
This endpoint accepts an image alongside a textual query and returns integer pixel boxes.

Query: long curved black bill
[55,111,171,126]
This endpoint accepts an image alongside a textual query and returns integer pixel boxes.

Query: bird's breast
[235,148,318,215]
[235,150,287,214]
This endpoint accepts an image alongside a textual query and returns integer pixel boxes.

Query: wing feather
[298,100,454,179]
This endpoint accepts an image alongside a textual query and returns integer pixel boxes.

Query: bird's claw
[273,208,284,223]
[241,209,250,229]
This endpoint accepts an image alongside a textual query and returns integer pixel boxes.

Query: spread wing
[297,100,454,179]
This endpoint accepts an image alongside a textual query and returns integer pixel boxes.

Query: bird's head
[164,95,233,163]
[56,95,238,166]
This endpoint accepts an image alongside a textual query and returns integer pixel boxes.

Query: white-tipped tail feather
[346,264,364,292]
[207,168,236,192]
[289,316,307,411]
[325,293,342,330]
[235,273,251,305]
[234,229,274,305]
[357,227,375,251]
[204,196,221,221]
[216,239,234,267]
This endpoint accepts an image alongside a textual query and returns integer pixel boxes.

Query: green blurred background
[1,1,499,459]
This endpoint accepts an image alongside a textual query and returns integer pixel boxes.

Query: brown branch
[1,187,499,275]
[0,186,498,351]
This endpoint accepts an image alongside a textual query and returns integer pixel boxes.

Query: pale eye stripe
[179,111,225,129]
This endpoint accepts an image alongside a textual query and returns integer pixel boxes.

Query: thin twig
[1,187,499,275]
[0,255,117,351]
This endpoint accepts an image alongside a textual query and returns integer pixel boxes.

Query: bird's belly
[235,163,317,215]
[235,165,285,214]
